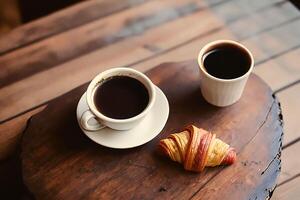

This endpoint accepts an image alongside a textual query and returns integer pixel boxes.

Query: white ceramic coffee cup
[197,40,254,107]
[80,68,156,131]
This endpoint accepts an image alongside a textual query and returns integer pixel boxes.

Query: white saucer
[76,86,169,149]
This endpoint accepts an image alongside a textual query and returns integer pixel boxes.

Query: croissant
[159,125,236,172]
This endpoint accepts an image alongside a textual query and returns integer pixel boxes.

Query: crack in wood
[261,151,281,175]
[260,95,283,200]
[255,101,276,139]
[189,97,280,200]
[237,100,276,156]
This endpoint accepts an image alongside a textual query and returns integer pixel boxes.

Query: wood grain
[254,48,300,91]
[0,0,205,88]
[21,61,282,199]
[209,0,284,24]
[0,0,148,55]
[226,1,300,40]
[0,106,46,160]
[1,0,290,90]
[243,19,300,64]
[278,140,300,184]
[0,2,224,122]
[276,83,300,146]
[0,0,296,123]
[0,3,226,159]
[272,176,300,200]
[2,0,298,164]
[0,153,23,199]
[191,96,282,200]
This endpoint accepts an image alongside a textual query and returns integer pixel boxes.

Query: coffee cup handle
[80,110,105,131]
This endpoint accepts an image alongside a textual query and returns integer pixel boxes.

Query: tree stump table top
[21,61,283,200]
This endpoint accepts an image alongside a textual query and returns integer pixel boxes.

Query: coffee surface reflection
[94,76,149,119]
[203,45,251,79]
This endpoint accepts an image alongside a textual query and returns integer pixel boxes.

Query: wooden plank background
[0,0,299,199]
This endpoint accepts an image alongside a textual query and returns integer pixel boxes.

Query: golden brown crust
[159,125,236,172]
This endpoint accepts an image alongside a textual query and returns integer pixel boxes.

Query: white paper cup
[197,40,254,107]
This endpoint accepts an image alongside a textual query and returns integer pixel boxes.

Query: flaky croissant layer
[159,125,236,172]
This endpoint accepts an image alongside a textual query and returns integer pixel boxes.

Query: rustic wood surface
[21,61,283,200]
[0,0,300,199]
[1,0,296,123]
[272,176,300,199]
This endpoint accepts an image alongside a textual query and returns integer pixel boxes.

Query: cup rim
[197,39,254,82]
[86,67,156,123]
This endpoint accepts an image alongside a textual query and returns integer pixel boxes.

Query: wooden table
[21,61,283,199]
[0,0,300,199]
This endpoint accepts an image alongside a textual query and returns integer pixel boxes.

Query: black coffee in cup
[94,76,149,119]
[203,44,251,79]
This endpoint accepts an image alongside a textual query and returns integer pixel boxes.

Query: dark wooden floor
[0,0,299,199]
